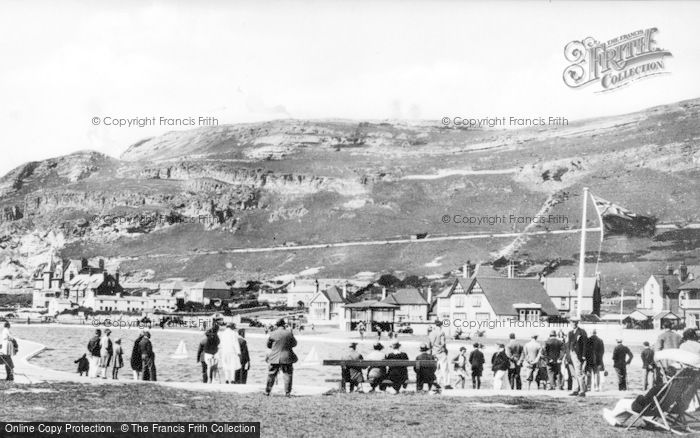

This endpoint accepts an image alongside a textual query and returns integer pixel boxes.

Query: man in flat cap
[567,316,588,397]
[415,343,440,393]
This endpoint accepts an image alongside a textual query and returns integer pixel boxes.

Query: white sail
[300,346,321,366]
[171,340,189,359]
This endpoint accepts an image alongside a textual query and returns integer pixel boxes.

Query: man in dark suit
[265,319,297,396]
[235,329,250,384]
[567,317,588,397]
[612,339,634,391]
[544,330,564,390]
[139,330,156,381]
[640,341,656,390]
[587,329,605,391]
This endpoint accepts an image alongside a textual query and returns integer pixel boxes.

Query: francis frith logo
[563,28,672,92]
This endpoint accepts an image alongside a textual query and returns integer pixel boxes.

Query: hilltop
[1,98,699,293]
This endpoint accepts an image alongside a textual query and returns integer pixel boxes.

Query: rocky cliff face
[1,99,699,288]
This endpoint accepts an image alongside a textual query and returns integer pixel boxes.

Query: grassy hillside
[1,98,699,293]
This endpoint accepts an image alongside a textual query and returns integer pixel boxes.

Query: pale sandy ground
[6,322,649,399]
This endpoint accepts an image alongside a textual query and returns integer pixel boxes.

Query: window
[473,296,481,307]
[454,295,465,308]
[475,312,490,321]
[560,298,567,308]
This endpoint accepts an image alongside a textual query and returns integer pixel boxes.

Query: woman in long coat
[386,342,408,393]
[131,332,143,380]
[217,324,241,384]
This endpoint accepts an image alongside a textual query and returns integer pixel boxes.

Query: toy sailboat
[299,346,322,367]
[171,340,188,359]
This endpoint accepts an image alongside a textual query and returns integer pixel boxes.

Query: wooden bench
[322,360,438,391]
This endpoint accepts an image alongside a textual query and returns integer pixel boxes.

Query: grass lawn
[0,381,663,437]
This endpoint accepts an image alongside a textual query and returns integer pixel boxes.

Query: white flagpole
[576,187,589,319]
[620,288,624,325]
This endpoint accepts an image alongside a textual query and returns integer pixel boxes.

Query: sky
[1,0,699,177]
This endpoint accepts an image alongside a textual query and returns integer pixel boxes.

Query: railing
[680,299,700,309]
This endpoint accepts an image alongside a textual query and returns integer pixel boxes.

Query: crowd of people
[196,323,251,384]
[78,328,152,380]
[337,319,700,396]
[6,315,700,398]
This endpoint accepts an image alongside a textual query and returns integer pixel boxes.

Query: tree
[377,274,401,288]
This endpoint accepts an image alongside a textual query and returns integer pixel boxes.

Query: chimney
[507,263,515,279]
[680,262,688,282]
[342,284,347,300]
[99,259,105,271]
[666,265,674,275]
[81,258,88,271]
[463,262,471,279]
[381,287,387,300]
[427,287,432,304]
[115,271,120,285]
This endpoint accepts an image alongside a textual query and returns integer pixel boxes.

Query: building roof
[344,300,398,309]
[381,288,428,306]
[542,276,598,298]
[191,280,230,290]
[288,279,318,294]
[653,310,681,320]
[651,274,682,294]
[67,274,106,291]
[679,278,700,290]
[96,295,175,302]
[310,286,355,304]
[436,277,474,298]
[473,264,501,277]
[474,277,559,316]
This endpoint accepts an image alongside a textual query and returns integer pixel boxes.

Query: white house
[541,274,602,316]
[435,273,559,335]
[183,280,231,304]
[286,279,319,308]
[380,287,430,323]
[82,290,177,313]
[637,263,695,316]
[307,285,352,322]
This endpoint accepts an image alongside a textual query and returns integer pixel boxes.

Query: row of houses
[32,255,234,314]
[623,262,700,329]
[304,264,601,334]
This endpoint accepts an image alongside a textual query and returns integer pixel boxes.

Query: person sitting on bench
[386,342,408,394]
[341,342,365,392]
[415,343,440,393]
[366,343,387,392]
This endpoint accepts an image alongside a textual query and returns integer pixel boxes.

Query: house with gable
[541,274,602,316]
[307,285,354,322]
[380,287,430,323]
[435,265,559,335]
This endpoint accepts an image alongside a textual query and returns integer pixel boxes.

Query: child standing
[452,346,468,389]
[469,343,485,389]
[75,354,89,376]
[111,338,124,379]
